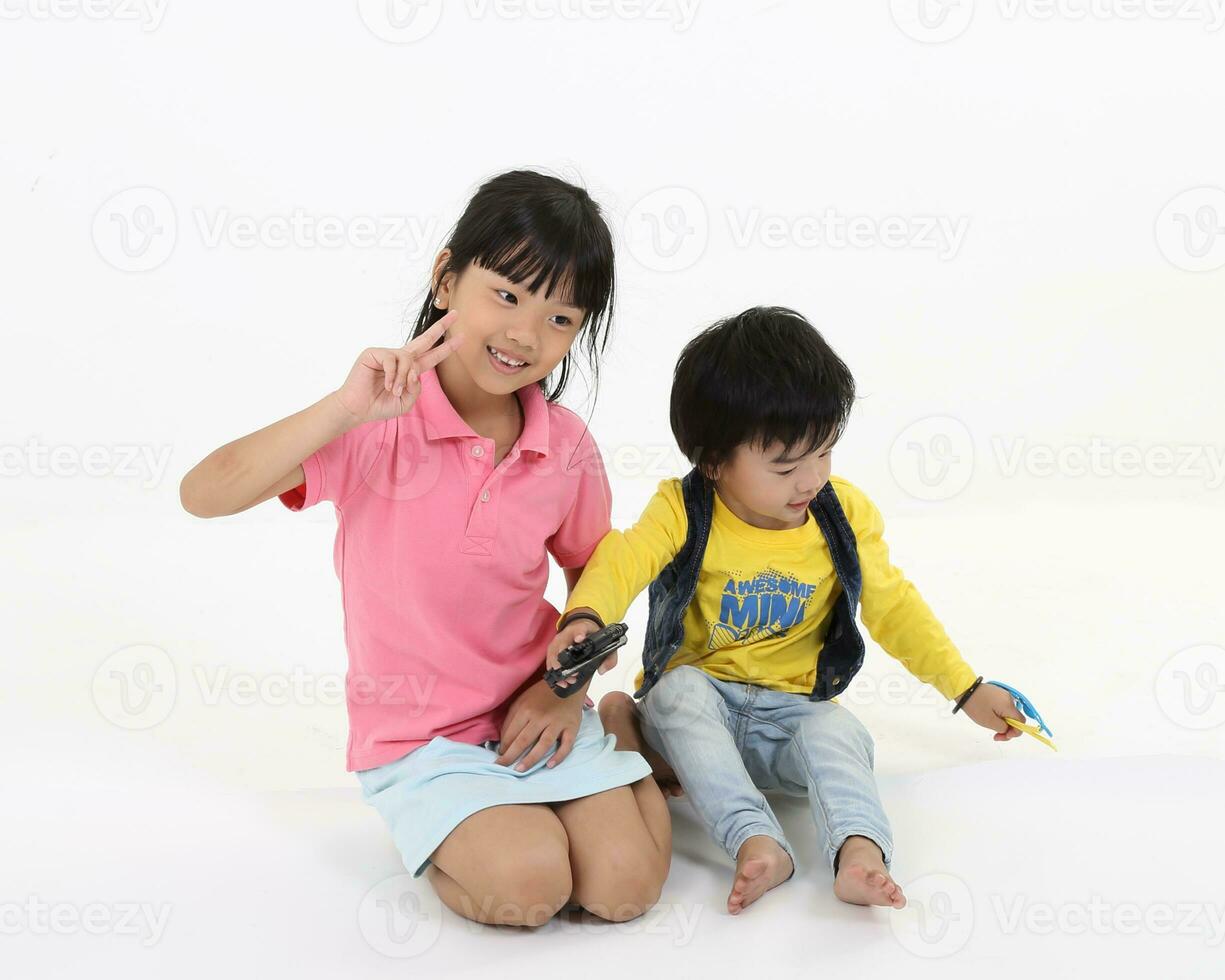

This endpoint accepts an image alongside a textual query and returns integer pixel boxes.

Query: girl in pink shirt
[181,170,670,927]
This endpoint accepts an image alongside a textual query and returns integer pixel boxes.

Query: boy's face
[711,435,834,531]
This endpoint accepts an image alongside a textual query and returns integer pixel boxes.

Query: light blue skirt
[356,705,652,878]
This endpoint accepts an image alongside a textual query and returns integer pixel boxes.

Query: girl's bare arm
[179,392,357,518]
[180,311,465,519]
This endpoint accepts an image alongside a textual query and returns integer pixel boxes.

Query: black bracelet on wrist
[952,676,984,714]
[557,611,604,634]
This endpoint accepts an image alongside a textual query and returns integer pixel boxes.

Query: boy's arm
[556,479,688,629]
[842,481,979,702]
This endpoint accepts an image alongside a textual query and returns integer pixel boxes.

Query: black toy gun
[544,622,629,698]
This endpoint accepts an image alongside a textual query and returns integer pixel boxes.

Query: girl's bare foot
[832,835,906,909]
[727,835,794,915]
[598,691,685,797]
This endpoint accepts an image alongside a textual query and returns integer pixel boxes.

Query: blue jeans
[638,664,893,877]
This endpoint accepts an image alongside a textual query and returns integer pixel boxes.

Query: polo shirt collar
[417,367,551,458]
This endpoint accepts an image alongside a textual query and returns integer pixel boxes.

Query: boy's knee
[799,705,875,761]
[643,665,722,731]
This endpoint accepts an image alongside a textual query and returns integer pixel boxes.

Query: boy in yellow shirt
[547,306,1022,915]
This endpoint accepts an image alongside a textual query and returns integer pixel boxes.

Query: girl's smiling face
[431,251,588,395]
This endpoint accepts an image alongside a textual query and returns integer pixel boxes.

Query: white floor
[6,499,1224,978]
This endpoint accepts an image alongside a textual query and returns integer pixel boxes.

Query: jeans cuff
[727,826,799,881]
[830,830,893,874]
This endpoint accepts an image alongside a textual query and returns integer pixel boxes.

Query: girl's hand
[545,621,618,690]
[494,679,584,771]
[333,310,464,423]
[961,682,1025,741]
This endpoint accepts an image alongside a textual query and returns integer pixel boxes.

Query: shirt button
[480,490,490,502]
[471,445,484,457]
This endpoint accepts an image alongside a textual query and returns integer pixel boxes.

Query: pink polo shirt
[279,367,612,771]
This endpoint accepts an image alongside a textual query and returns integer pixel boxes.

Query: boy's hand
[960,683,1025,741]
[494,679,584,771]
[544,621,618,690]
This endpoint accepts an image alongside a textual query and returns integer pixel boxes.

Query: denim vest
[635,467,866,702]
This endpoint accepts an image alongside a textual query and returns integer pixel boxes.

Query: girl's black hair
[408,169,616,404]
[670,306,857,478]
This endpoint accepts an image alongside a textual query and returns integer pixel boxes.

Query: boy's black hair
[407,169,616,404]
[670,306,856,479]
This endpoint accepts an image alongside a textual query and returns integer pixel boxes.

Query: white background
[2,1,1224,977]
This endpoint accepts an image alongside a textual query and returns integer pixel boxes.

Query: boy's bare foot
[832,835,906,909]
[598,691,685,797]
[727,835,794,915]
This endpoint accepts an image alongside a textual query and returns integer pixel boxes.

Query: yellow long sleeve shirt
[558,475,978,701]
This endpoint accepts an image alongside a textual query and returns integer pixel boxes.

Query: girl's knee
[466,837,573,925]
[574,848,665,922]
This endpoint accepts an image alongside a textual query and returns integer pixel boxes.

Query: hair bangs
[472,214,611,322]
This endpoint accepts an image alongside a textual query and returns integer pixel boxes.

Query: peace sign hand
[333,310,464,424]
